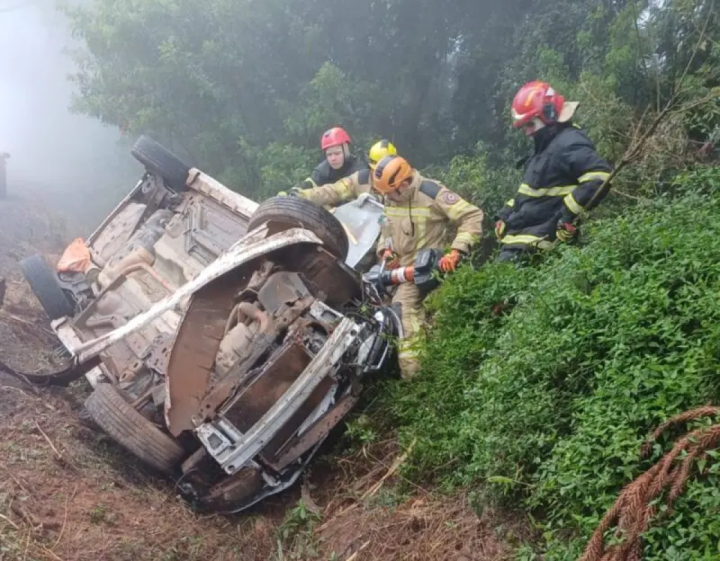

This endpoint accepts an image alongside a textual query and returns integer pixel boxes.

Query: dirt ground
[0,191,526,561]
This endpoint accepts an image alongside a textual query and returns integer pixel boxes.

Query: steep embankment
[379,168,720,559]
[0,188,525,560]
[0,192,276,560]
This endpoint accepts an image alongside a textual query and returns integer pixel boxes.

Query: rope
[579,407,720,561]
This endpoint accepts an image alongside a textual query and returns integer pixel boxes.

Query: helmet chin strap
[342,143,351,159]
[527,118,546,136]
[390,182,414,203]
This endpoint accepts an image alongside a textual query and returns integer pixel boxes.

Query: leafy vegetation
[381,166,720,558]
[274,499,322,560]
[65,0,720,206]
[61,0,720,557]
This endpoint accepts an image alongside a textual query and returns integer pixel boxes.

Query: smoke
[0,1,141,236]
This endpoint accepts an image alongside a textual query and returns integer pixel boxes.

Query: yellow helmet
[368,139,397,169]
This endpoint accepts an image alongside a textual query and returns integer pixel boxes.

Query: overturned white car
[20,136,418,512]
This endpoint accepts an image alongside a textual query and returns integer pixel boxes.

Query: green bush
[382,167,720,558]
[425,142,521,216]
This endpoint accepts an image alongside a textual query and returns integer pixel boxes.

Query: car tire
[130,135,191,192]
[85,383,185,474]
[19,254,75,320]
[248,196,349,261]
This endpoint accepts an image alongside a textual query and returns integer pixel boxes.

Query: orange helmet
[372,155,414,194]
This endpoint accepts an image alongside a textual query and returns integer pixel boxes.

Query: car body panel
[70,226,323,364]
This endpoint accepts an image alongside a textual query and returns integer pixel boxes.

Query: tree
[65,0,720,202]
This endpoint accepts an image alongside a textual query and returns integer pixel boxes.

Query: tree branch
[585,1,715,210]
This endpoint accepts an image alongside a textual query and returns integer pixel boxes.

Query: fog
[0,1,141,236]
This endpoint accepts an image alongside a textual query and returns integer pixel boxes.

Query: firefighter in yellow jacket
[372,155,484,379]
[281,139,398,206]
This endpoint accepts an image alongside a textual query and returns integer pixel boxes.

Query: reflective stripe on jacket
[296,169,372,207]
[496,124,613,250]
[376,171,484,266]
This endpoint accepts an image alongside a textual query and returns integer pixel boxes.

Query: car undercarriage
[19,135,402,512]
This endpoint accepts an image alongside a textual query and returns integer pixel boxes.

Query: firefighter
[494,80,613,262]
[295,127,366,192]
[281,139,398,207]
[372,155,484,379]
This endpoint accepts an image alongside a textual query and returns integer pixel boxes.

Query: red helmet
[321,127,352,151]
[511,81,566,128]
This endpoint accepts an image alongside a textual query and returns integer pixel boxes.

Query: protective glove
[495,220,506,239]
[555,219,578,243]
[278,187,302,198]
[439,249,462,273]
[381,249,400,269]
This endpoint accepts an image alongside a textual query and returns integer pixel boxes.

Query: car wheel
[130,135,191,192]
[85,383,185,473]
[19,254,75,320]
[248,196,349,261]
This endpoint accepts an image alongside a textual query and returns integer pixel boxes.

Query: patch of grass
[274,499,323,560]
[344,413,379,450]
[365,486,409,513]
[157,536,208,561]
[0,527,26,560]
[89,504,108,524]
